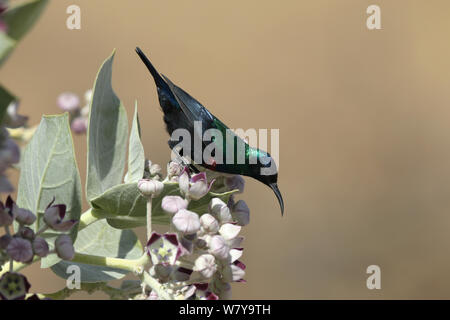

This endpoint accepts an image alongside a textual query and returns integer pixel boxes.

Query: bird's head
[248,149,284,215]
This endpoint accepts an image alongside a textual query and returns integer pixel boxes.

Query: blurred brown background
[2,0,450,299]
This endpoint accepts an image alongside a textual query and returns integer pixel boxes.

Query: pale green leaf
[124,102,145,183]
[86,50,128,201]
[2,0,48,41]
[16,113,82,267]
[51,220,143,283]
[91,182,237,229]
[0,32,16,67]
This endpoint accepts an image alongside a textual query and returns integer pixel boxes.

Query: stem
[78,208,108,231]
[141,271,172,300]
[146,197,153,240]
[35,225,49,237]
[71,252,149,273]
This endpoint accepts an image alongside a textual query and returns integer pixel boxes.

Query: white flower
[209,198,232,223]
[146,233,181,265]
[57,92,80,112]
[208,235,230,260]
[179,170,214,200]
[167,161,183,179]
[219,223,241,241]
[138,179,164,197]
[172,209,201,235]
[161,196,188,215]
[194,254,217,279]
[200,214,219,234]
[229,248,243,263]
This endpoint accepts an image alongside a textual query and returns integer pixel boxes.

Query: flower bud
[149,163,162,176]
[208,235,230,260]
[225,175,245,193]
[14,208,36,226]
[161,196,188,215]
[172,209,201,235]
[230,248,243,263]
[189,173,211,200]
[178,170,190,195]
[32,237,49,258]
[200,214,219,234]
[80,105,90,117]
[138,179,164,197]
[0,207,13,227]
[219,223,241,241]
[44,204,63,226]
[209,198,232,223]
[71,117,88,134]
[194,254,217,279]
[167,161,183,178]
[57,92,80,112]
[6,238,33,263]
[232,200,250,226]
[84,89,93,103]
[18,227,35,240]
[55,235,75,260]
[0,234,12,250]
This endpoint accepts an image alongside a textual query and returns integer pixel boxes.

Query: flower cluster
[0,196,77,270]
[138,161,249,300]
[56,89,92,134]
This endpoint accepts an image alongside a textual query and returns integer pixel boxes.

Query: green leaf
[0,32,16,67]
[86,50,128,201]
[16,113,82,267]
[2,0,48,41]
[51,220,143,283]
[0,0,47,67]
[0,84,16,124]
[91,182,237,229]
[124,102,145,183]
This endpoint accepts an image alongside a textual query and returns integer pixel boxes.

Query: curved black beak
[269,183,284,216]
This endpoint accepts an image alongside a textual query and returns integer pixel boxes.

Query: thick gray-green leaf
[51,219,143,283]
[16,113,82,267]
[124,102,145,183]
[86,50,128,201]
[0,32,16,67]
[91,182,237,229]
[2,0,48,41]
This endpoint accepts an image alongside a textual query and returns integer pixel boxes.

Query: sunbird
[136,47,284,215]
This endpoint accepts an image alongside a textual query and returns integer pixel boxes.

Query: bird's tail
[135,47,166,88]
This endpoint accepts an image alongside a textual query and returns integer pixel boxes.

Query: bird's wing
[161,74,214,125]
